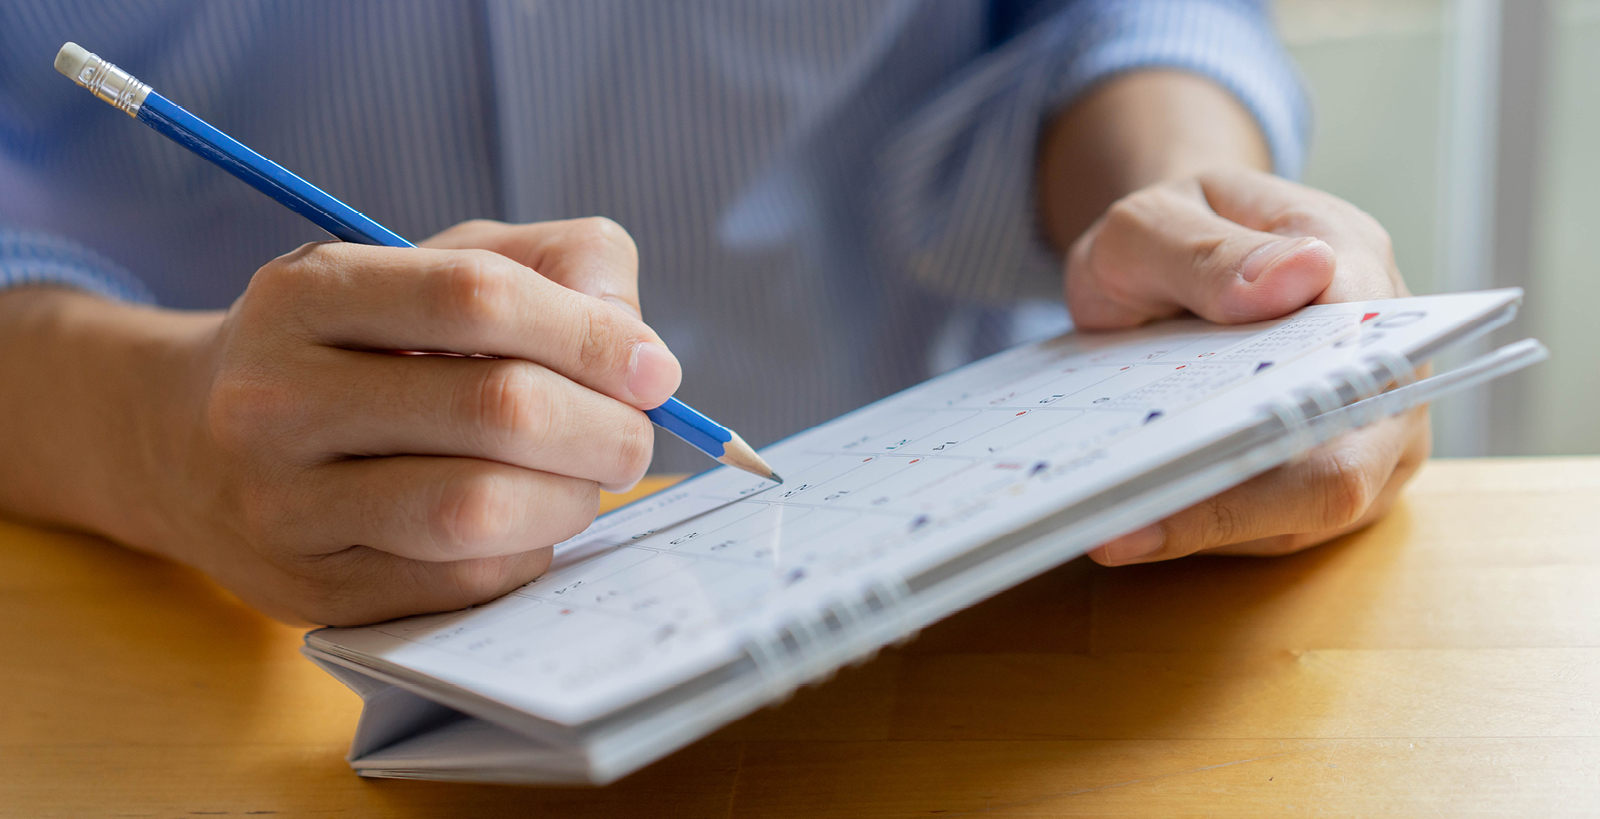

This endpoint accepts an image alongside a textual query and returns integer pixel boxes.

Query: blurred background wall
[1273,0,1597,456]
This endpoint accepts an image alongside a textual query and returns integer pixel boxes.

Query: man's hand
[0,218,679,625]
[1036,69,1430,567]
[1066,169,1430,565]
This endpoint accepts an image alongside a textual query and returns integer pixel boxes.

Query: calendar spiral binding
[740,350,1438,705]
[742,577,914,705]
[1262,349,1419,449]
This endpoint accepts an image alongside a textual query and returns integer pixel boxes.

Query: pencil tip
[716,432,780,485]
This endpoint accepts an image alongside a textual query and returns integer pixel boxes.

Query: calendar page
[310,290,1519,725]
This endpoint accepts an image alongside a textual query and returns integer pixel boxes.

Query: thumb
[1065,181,1336,330]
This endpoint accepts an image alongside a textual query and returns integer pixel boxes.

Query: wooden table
[4,458,1597,817]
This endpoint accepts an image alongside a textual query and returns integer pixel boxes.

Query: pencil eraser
[55,42,92,80]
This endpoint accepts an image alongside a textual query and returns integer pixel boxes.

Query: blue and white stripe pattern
[0,1,1306,472]
[0,228,154,303]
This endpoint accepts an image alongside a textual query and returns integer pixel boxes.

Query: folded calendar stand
[305,289,1545,785]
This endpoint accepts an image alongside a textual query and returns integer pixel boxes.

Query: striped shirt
[0,1,1306,471]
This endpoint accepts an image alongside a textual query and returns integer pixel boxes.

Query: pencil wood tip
[716,432,781,484]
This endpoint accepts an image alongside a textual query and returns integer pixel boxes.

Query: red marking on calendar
[1362,312,1380,322]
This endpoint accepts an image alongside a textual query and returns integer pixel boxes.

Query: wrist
[0,287,222,559]
[1037,69,1272,254]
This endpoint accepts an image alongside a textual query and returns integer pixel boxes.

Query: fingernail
[1240,237,1320,283]
[1098,524,1165,565]
[627,341,681,407]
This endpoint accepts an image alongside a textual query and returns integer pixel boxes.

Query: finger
[421,217,643,318]
[292,349,656,489]
[255,241,680,409]
[1201,463,1398,556]
[1088,407,1423,566]
[1066,178,1337,330]
[1205,405,1430,556]
[274,456,598,562]
[1195,168,1407,303]
[286,543,557,626]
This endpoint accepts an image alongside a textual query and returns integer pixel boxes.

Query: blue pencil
[55,42,779,483]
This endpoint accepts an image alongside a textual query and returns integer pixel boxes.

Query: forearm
[1036,69,1273,255]
[0,287,217,553]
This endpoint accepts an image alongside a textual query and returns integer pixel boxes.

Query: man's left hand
[1064,167,1431,565]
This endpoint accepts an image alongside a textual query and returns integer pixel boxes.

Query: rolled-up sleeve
[874,0,1309,303]
[0,228,156,304]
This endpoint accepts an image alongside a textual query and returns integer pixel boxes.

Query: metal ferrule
[71,52,150,116]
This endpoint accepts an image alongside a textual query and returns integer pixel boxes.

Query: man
[0,1,1426,625]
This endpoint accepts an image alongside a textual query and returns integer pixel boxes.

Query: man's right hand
[0,218,679,626]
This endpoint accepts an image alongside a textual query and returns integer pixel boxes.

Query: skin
[1038,70,1430,566]
[0,218,679,625]
[0,69,1429,624]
